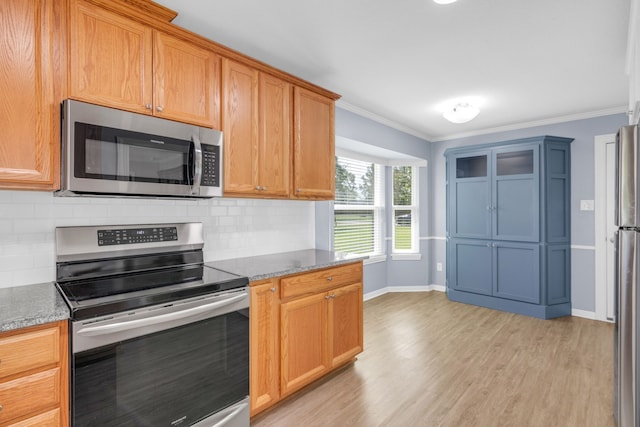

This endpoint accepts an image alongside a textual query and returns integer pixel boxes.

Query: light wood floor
[251,292,615,427]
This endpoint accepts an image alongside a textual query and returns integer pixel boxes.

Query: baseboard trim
[571,309,597,320]
[364,285,445,301]
[365,288,602,322]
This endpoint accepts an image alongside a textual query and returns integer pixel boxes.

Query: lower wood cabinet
[249,279,280,416]
[0,321,69,427]
[249,262,363,416]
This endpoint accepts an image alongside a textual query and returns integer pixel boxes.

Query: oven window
[72,310,249,427]
[75,122,191,185]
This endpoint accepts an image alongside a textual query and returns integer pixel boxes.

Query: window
[392,166,418,253]
[334,156,384,256]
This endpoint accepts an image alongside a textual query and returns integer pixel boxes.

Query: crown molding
[336,101,435,141]
[337,101,628,144]
[432,106,628,142]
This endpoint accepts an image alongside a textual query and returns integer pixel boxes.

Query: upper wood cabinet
[69,0,219,128]
[0,0,62,190]
[222,58,290,198]
[292,87,335,200]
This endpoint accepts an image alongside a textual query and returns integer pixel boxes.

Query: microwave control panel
[97,227,178,246]
[201,144,219,187]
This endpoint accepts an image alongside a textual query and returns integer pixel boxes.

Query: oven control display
[97,227,178,246]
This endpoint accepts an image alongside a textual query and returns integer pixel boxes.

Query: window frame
[333,156,385,257]
[391,165,419,254]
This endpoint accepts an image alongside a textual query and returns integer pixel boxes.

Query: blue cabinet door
[449,239,492,295]
[449,152,491,239]
[493,242,540,303]
[492,145,540,242]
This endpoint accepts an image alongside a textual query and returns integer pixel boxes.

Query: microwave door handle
[191,133,203,196]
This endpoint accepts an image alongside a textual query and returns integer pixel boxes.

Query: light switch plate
[436,262,443,271]
[580,200,594,211]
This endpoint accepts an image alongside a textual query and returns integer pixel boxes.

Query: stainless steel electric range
[55,223,250,427]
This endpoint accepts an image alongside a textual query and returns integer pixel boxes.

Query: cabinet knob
[262,186,267,191]
[145,103,152,110]
[270,287,276,293]
[0,404,3,412]
[327,276,332,281]
[325,295,331,300]
[331,293,336,298]
[156,105,164,112]
[296,188,301,192]
[486,243,491,248]
[255,186,261,190]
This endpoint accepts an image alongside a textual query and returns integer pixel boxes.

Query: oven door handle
[76,292,247,337]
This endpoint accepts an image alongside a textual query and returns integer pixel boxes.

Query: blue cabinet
[445,136,572,319]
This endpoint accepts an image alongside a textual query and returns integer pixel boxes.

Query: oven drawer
[281,262,363,300]
[0,368,60,424]
[0,327,60,380]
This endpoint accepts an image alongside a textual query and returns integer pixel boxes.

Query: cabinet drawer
[0,326,60,380]
[6,408,60,427]
[281,262,362,300]
[0,368,60,424]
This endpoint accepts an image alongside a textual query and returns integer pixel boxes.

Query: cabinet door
[222,59,260,195]
[70,0,152,115]
[292,87,335,200]
[448,239,493,295]
[449,152,491,238]
[259,73,290,197]
[493,242,540,303]
[0,0,59,190]
[492,145,539,241]
[153,31,219,128]
[249,280,280,416]
[328,283,363,368]
[280,292,329,397]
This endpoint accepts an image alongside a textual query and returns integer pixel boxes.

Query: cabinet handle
[327,276,333,281]
[145,103,152,110]
[156,105,164,112]
[270,287,276,293]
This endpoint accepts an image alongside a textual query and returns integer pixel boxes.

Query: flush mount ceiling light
[443,102,480,123]
[433,0,457,4]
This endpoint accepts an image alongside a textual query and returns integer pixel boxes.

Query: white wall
[0,190,315,288]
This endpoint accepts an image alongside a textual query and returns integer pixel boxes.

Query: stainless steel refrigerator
[616,124,640,427]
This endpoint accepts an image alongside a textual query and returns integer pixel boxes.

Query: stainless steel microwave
[58,99,223,198]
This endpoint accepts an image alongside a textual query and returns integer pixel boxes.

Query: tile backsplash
[0,190,315,288]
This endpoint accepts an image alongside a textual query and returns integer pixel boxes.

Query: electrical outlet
[580,200,594,211]
[436,262,443,272]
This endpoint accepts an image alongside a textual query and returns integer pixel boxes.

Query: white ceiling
[154,0,631,141]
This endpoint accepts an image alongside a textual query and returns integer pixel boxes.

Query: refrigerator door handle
[617,229,637,427]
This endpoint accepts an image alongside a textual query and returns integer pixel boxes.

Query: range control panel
[97,227,178,246]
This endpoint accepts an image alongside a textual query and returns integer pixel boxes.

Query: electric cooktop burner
[55,223,249,320]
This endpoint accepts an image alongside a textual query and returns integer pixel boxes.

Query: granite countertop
[0,282,70,333]
[206,249,367,282]
[1,249,364,333]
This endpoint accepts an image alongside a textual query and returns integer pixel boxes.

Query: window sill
[391,253,422,261]
[364,254,387,265]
